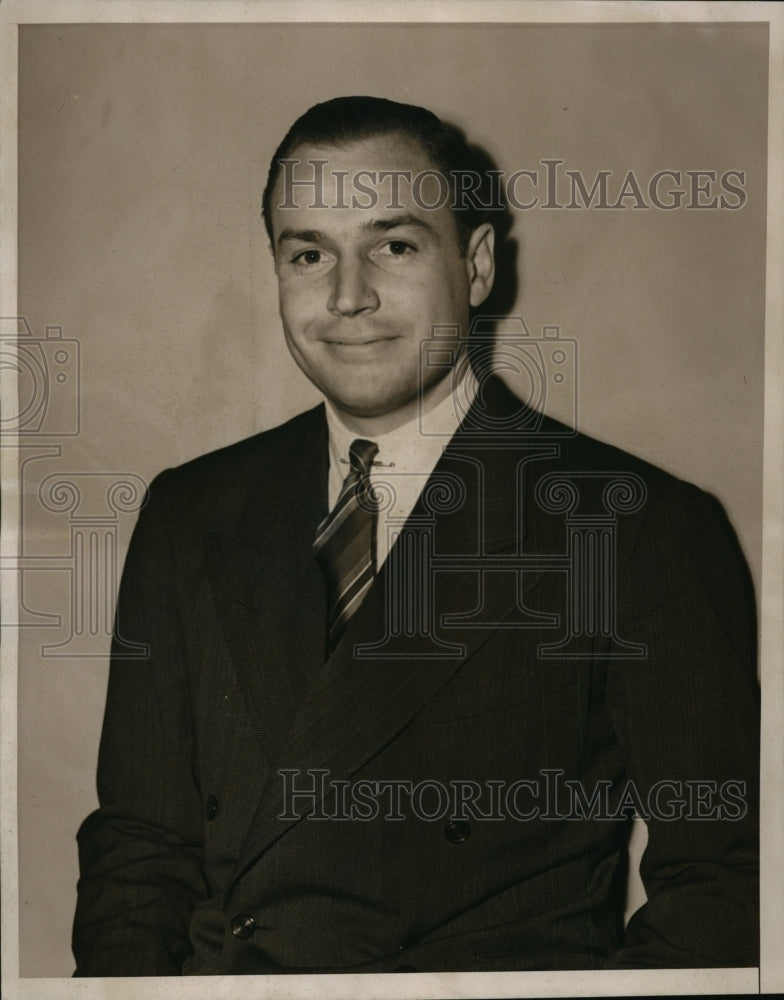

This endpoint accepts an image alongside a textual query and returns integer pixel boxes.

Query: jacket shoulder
[156,404,323,485]
[537,409,720,524]
[140,403,325,522]
[484,376,693,500]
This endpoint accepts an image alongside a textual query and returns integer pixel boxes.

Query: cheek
[403,266,468,316]
[278,284,321,335]
[382,283,448,326]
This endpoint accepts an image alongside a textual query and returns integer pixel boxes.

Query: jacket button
[444,819,471,844]
[205,795,219,821]
[230,913,257,939]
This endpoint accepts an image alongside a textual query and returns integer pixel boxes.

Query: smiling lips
[323,336,399,350]
[321,339,400,366]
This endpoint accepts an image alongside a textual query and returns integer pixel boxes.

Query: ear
[465,223,495,308]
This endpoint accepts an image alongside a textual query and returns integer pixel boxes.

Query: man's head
[264,96,496,434]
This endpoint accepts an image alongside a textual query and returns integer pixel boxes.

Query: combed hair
[262,95,493,254]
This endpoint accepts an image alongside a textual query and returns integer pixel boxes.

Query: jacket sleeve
[72,470,209,975]
[604,480,759,967]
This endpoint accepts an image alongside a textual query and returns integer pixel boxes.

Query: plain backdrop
[15,21,767,976]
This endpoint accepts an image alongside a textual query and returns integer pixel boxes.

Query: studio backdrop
[15,20,767,977]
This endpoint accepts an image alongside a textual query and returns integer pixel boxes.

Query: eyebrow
[365,214,436,236]
[276,227,324,248]
[276,213,437,249]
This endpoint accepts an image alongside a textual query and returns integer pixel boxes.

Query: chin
[338,397,395,418]
[326,381,404,415]
[335,389,416,420]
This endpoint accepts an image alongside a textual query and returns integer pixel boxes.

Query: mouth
[322,336,399,357]
[320,339,398,366]
[324,336,397,346]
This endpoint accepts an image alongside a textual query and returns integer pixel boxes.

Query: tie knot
[349,439,378,479]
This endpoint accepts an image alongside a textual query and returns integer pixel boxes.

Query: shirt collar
[324,366,478,480]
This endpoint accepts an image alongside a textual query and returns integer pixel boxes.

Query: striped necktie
[313,438,379,655]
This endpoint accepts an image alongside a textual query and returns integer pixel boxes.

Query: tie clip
[339,457,395,468]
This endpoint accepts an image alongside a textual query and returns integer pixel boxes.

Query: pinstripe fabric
[313,438,379,654]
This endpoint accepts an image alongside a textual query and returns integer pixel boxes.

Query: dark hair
[261,96,493,254]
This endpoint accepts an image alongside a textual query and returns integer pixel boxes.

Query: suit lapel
[204,408,329,768]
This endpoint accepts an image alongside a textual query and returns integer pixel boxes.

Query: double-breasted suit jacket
[73,377,759,975]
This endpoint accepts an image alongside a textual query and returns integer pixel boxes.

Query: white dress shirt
[324,369,478,568]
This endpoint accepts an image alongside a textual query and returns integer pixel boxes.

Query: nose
[327,254,379,317]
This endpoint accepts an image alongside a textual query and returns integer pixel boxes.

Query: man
[72,96,759,975]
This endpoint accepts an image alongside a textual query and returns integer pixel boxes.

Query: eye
[379,240,416,257]
[293,248,325,266]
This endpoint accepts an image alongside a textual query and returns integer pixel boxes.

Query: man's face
[270,134,494,431]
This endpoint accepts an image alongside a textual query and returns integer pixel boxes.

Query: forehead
[269,134,460,244]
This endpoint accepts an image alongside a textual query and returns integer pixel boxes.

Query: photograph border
[2,2,782,997]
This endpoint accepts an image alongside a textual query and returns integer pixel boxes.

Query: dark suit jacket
[73,377,759,975]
